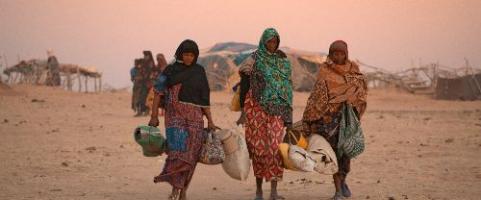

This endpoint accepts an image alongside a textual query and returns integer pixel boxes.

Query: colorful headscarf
[251,28,293,123]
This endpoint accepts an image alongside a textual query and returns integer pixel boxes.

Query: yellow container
[278,143,297,170]
[229,86,241,112]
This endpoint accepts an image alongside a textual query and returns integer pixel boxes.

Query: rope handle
[287,130,299,145]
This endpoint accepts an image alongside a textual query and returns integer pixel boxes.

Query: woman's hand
[302,121,318,136]
[207,120,220,131]
[236,111,246,125]
[285,122,293,133]
[302,122,311,135]
[148,117,159,127]
[202,107,219,131]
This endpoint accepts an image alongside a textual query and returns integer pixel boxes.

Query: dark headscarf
[143,50,156,66]
[328,40,349,59]
[174,40,199,64]
[161,39,210,107]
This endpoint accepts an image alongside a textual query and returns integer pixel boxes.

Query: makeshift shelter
[198,42,327,91]
[3,59,102,92]
[435,72,481,100]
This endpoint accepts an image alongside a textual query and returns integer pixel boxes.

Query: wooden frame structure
[2,59,102,92]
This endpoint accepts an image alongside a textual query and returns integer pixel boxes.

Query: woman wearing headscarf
[136,51,154,114]
[46,49,61,86]
[302,40,367,200]
[148,39,218,200]
[156,53,168,72]
[239,28,293,200]
[131,58,144,114]
[146,53,168,114]
[143,50,156,77]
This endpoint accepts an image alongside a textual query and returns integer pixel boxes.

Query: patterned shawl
[302,60,367,123]
[250,28,293,123]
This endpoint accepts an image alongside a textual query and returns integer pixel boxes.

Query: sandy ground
[1,85,481,200]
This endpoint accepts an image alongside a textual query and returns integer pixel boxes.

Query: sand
[1,85,481,200]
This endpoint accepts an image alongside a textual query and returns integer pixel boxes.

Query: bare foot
[269,194,285,200]
[254,190,263,200]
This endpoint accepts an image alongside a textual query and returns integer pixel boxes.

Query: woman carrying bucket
[149,39,219,200]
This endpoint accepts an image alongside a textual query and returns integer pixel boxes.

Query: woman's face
[182,52,195,66]
[331,51,346,65]
[266,37,278,53]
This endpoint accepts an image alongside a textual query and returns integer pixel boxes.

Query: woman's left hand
[236,111,246,125]
[207,121,221,131]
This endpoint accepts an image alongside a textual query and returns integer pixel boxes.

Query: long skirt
[154,84,204,189]
[244,90,284,181]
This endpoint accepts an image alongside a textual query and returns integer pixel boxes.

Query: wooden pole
[13,72,18,84]
[99,76,102,92]
[0,57,2,83]
[1,53,8,84]
[84,76,88,93]
[67,72,72,91]
[94,77,97,93]
[77,67,81,92]
[19,73,24,84]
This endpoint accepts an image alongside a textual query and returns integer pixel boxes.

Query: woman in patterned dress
[239,28,293,200]
[149,39,218,200]
[302,40,367,200]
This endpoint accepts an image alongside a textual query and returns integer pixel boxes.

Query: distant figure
[143,50,156,87]
[240,28,293,200]
[46,49,61,86]
[156,53,168,72]
[141,51,156,115]
[131,58,148,116]
[145,53,169,115]
[130,59,140,112]
[149,39,219,200]
[302,40,368,200]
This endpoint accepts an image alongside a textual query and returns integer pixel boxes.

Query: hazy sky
[1,0,480,88]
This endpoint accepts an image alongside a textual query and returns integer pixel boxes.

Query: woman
[130,59,143,114]
[141,51,156,114]
[239,28,293,200]
[148,53,169,116]
[148,39,218,200]
[131,59,149,116]
[302,40,367,200]
[156,53,168,72]
[46,49,61,86]
[143,50,156,78]
[146,53,168,115]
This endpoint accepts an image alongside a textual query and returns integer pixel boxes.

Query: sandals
[332,192,344,200]
[341,183,351,197]
[269,195,285,200]
[254,196,264,200]
[254,192,264,200]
